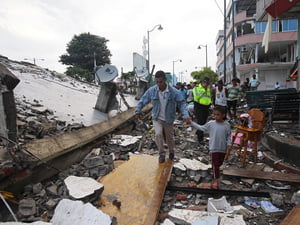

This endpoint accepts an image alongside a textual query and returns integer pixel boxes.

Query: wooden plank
[223,168,300,183]
[24,104,152,164]
[280,203,300,225]
[98,154,173,225]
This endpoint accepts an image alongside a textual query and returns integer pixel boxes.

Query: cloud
[0,0,224,79]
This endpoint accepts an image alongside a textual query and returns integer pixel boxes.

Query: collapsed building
[0,58,19,144]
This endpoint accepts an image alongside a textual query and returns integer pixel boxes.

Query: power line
[214,0,224,16]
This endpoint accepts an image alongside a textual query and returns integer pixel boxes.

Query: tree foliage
[65,66,94,83]
[191,67,218,83]
[121,71,136,84]
[59,32,111,81]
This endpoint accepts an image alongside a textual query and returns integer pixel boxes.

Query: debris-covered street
[1,58,300,224]
[1,111,300,224]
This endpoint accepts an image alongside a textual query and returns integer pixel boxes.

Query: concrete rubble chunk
[109,135,142,146]
[179,158,211,171]
[168,208,246,225]
[18,198,36,217]
[46,184,58,196]
[50,199,111,225]
[207,196,233,213]
[191,215,219,225]
[161,218,175,225]
[0,222,52,225]
[64,175,104,199]
[82,156,105,168]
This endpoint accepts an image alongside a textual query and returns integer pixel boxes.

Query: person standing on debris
[227,78,242,122]
[135,70,191,163]
[190,106,231,189]
[192,77,212,143]
[211,80,228,119]
[249,74,260,91]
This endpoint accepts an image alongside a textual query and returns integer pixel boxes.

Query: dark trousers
[194,102,210,141]
[211,152,226,179]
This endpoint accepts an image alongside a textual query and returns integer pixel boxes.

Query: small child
[191,106,231,189]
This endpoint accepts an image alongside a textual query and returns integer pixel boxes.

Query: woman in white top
[212,80,228,119]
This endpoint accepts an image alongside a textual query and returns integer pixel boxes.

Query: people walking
[135,70,191,163]
[211,80,228,118]
[192,77,212,143]
[191,106,231,189]
[227,78,242,121]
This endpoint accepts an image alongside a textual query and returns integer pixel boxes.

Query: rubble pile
[1,118,298,224]
[16,97,84,143]
[12,147,115,222]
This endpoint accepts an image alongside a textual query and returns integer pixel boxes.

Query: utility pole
[232,0,237,79]
[223,0,227,83]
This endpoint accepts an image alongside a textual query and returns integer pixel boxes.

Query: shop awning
[266,0,300,18]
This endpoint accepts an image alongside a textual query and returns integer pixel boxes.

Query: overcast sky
[0,0,224,82]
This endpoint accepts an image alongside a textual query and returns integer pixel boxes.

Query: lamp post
[147,24,163,75]
[24,58,45,65]
[197,44,208,68]
[172,59,182,85]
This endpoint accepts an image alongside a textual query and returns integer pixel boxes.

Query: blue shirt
[136,84,189,124]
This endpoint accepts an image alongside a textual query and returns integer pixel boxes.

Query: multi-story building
[216,0,299,90]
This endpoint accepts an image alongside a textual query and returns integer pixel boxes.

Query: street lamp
[172,59,182,85]
[147,24,163,75]
[197,44,208,68]
[24,58,45,65]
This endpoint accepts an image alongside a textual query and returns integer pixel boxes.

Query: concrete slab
[98,154,173,225]
[51,199,111,225]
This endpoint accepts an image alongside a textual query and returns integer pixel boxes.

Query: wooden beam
[23,104,152,165]
[223,168,300,183]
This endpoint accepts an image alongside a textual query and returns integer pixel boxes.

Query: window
[255,21,267,33]
[255,19,298,33]
[282,19,298,31]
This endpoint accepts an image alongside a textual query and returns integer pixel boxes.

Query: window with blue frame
[255,19,298,33]
[282,19,298,31]
[255,21,267,33]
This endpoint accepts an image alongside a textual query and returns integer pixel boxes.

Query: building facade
[216,0,299,90]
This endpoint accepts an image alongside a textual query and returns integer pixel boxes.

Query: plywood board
[223,168,300,183]
[280,203,300,225]
[98,154,173,225]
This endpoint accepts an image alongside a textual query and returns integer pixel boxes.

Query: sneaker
[159,155,165,163]
[169,153,174,160]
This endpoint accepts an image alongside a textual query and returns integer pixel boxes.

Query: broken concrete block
[46,184,58,196]
[161,218,175,225]
[191,215,219,225]
[64,176,104,200]
[207,196,233,213]
[82,156,105,168]
[51,199,111,225]
[0,222,52,224]
[18,198,37,217]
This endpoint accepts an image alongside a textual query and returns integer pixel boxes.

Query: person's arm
[135,88,151,116]
[211,88,216,105]
[191,121,209,132]
[225,88,228,98]
[176,90,191,123]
